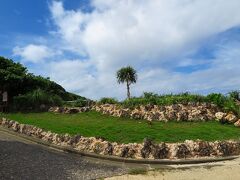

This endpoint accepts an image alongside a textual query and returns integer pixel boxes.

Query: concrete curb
[0,126,239,165]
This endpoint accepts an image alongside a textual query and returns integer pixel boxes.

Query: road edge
[0,126,238,165]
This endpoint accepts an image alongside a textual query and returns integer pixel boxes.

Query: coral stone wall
[49,106,90,114]
[93,103,220,122]
[49,103,240,126]
[1,118,240,160]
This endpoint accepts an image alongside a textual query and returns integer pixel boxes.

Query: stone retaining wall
[93,103,220,122]
[49,104,240,126]
[49,106,90,114]
[1,117,240,159]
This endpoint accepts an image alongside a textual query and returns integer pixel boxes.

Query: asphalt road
[0,130,127,180]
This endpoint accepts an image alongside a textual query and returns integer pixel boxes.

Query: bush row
[11,89,63,111]
[63,98,93,107]
[98,91,240,116]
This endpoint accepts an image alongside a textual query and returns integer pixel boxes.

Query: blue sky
[1,0,240,99]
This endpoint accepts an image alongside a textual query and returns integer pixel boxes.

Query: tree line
[0,56,84,106]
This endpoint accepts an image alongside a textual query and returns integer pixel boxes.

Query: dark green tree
[0,56,85,101]
[116,66,137,99]
[0,56,27,99]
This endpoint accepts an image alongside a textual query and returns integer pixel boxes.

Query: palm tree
[116,66,137,99]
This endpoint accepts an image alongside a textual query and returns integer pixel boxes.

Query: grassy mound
[1,111,239,143]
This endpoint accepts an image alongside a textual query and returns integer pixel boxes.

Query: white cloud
[43,59,124,99]
[50,0,240,70]
[12,0,240,99]
[13,44,57,63]
[135,43,240,95]
[45,0,240,99]
[39,42,240,100]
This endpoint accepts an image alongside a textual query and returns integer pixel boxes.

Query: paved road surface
[0,130,127,180]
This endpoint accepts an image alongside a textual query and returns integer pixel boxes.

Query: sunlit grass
[1,111,239,143]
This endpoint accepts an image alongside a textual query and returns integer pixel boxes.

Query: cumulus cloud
[138,42,240,94]
[50,0,240,70]
[12,0,240,99]
[42,59,124,99]
[13,44,57,63]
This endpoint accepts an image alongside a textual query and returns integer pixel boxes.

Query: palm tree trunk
[127,81,130,99]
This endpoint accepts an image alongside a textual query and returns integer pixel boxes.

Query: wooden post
[2,91,8,112]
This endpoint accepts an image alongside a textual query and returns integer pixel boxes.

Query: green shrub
[121,93,206,108]
[142,92,158,99]
[122,98,148,108]
[74,99,88,107]
[12,89,63,111]
[63,98,94,107]
[142,92,159,104]
[223,99,240,117]
[228,91,240,101]
[50,95,63,107]
[206,93,227,108]
[98,97,118,104]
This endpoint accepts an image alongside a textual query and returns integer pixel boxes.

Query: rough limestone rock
[49,102,227,122]
[225,113,238,123]
[1,118,9,126]
[125,144,140,158]
[11,122,19,132]
[120,146,130,158]
[91,140,105,154]
[197,141,213,156]
[112,144,124,157]
[218,142,234,156]
[49,107,90,114]
[66,108,79,114]
[19,124,26,134]
[176,111,188,121]
[24,125,35,136]
[215,112,226,121]
[151,143,169,159]
[141,138,153,158]
[93,103,222,122]
[103,142,113,155]
[69,134,82,145]
[176,144,190,158]
[52,134,64,145]
[126,146,136,158]
[234,119,240,127]
[42,131,54,142]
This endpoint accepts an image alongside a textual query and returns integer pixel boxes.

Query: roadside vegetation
[0,56,86,111]
[98,91,240,117]
[1,111,240,143]
[12,89,63,111]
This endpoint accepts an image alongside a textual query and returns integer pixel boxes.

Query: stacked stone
[48,103,240,126]
[215,112,240,127]
[49,106,90,114]
[93,103,220,122]
[1,118,240,159]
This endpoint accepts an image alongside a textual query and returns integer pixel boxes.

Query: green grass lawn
[1,111,240,143]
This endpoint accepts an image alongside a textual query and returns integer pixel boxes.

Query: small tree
[116,66,137,99]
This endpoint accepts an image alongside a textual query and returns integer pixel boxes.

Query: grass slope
[1,111,239,143]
